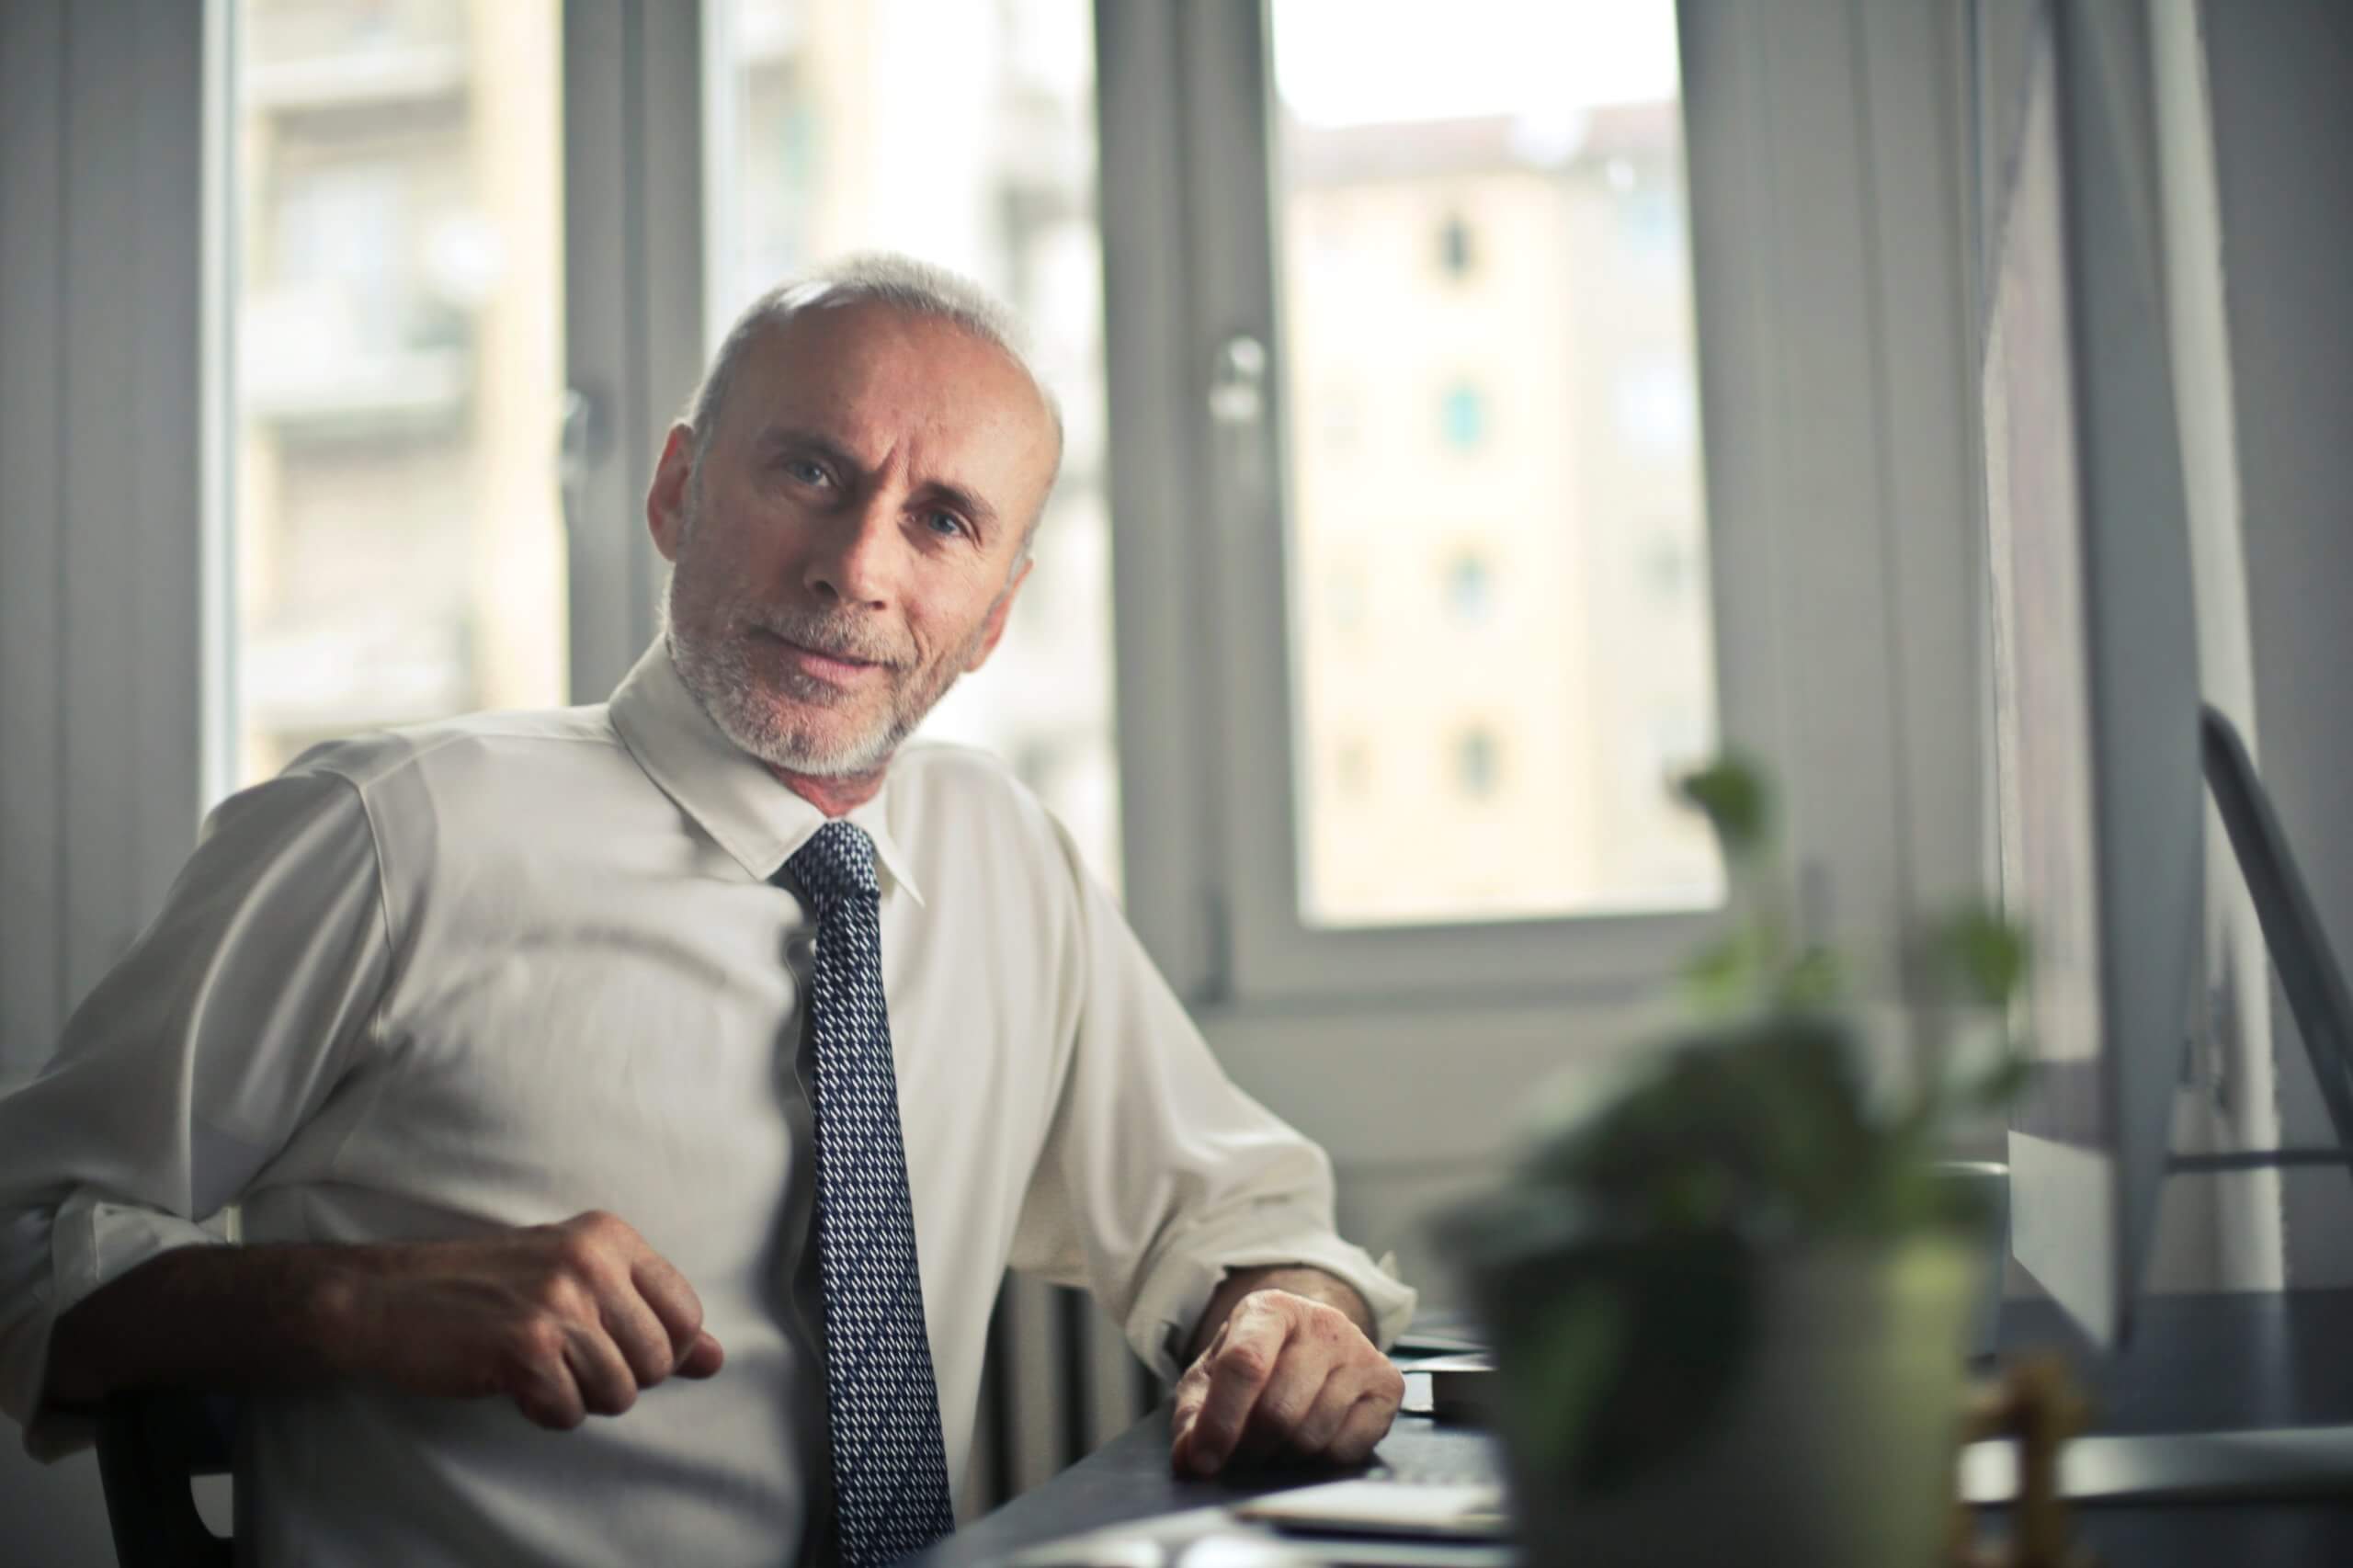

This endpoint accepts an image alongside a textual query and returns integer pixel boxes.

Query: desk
[915,1290,2353,1568]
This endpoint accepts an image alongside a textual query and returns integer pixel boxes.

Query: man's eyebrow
[917,479,1001,536]
[752,424,1004,536]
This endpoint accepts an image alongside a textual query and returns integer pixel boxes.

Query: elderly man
[0,256,1412,1566]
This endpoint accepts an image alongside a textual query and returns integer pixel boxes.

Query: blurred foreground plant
[1444,752,2033,1497]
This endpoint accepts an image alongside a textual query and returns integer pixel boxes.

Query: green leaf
[1773,946,1846,1011]
[1681,933,1759,1016]
[1675,756,1772,860]
[1939,909,2032,1006]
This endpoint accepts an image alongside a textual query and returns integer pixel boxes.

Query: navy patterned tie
[788,822,956,1568]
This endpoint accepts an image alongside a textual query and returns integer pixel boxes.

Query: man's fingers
[1252,1341,1331,1437]
[675,1329,725,1380]
[562,1323,642,1418]
[1166,1318,1230,1472]
[501,1324,586,1431]
[629,1251,709,1368]
[1328,1393,1397,1469]
[1281,1364,1362,1460]
[1179,1304,1290,1475]
[1232,1343,1334,1463]
[598,1286,680,1390]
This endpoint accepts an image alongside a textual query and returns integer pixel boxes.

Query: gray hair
[681,253,1065,536]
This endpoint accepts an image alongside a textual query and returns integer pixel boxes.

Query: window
[1454,727,1501,799]
[1445,551,1495,624]
[228,0,568,785]
[1438,383,1488,451]
[706,0,1120,892]
[1438,212,1476,278]
[1271,0,1721,930]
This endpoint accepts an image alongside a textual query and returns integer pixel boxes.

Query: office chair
[95,1392,236,1567]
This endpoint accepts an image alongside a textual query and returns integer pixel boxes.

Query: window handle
[1208,334,1267,426]
[556,386,601,538]
[1208,333,1274,516]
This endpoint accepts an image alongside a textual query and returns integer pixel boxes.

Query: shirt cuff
[14,1193,223,1460]
[1125,1214,1419,1381]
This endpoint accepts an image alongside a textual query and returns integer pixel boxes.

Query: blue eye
[925,511,966,539]
[784,459,830,486]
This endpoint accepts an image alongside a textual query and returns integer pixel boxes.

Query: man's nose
[801,493,900,609]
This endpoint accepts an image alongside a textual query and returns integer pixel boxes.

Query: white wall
[1,0,210,1076]
[1,0,211,1559]
[2195,0,2353,1286]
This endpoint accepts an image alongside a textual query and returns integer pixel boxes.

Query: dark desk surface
[917,1290,2353,1568]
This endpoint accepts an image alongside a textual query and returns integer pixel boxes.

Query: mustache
[745,609,908,669]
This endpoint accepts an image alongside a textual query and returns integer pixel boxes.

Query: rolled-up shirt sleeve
[0,767,388,1458]
[1006,824,1416,1381]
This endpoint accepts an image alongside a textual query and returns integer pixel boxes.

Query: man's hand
[1169,1284,1404,1477]
[321,1210,724,1431]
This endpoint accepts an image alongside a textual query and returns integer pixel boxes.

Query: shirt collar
[608,639,926,906]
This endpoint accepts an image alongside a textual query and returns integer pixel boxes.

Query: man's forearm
[44,1241,370,1410]
[1185,1265,1376,1364]
[44,1211,727,1432]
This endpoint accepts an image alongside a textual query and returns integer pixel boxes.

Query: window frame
[1104,0,1796,1008]
[189,0,675,812]
[1098,0,1986,1032]
[562,0,704,702]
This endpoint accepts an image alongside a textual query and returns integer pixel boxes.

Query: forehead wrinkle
[731,306,1055,524]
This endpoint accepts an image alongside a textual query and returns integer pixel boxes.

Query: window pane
[1273,0,1723,926]
[707,0,1120,893]
[231,0,568,787]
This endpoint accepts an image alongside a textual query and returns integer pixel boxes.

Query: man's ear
[966,557,1035,673]
[646,424,697,563]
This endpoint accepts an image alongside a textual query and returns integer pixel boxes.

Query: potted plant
[1444,756,2029,1568]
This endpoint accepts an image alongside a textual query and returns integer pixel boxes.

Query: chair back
[95,1392,237,1567]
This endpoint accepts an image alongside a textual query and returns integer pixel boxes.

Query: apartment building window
[226,0,568,786]
[1438,383,1489,451]
[1438,212,1476,278]
[1454,728,1501,799]
[1445,552,1495,624]
[1088,0,1987,1010]
[1271,0,1718,933]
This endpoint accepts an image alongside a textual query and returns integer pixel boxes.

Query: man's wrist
[1184,1264,1377,1364]
[300,1248,378,1381]
[45,1240,375,1406]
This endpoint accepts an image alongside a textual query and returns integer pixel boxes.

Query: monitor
[1978,0,2203,1352]
[1974,5,2353,1504]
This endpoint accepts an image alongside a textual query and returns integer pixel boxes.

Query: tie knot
[788,820,880,901]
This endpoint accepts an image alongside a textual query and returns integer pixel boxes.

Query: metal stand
[2195,705,2353,1163]
[2025,708,2353,1505]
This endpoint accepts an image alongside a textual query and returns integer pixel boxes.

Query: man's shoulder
[888,740,1078,870]
[889,736,1025,793]
[888,739,1058,830]
[286,702,623,793]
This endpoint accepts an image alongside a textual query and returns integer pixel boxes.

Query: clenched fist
[318,1210,724,1430]
[1170,1287,1404,1476]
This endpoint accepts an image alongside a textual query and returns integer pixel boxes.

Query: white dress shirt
[0,640,1414,1566]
